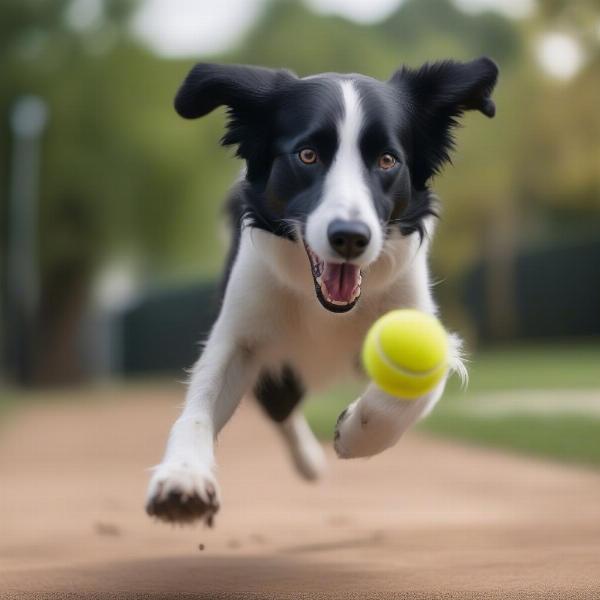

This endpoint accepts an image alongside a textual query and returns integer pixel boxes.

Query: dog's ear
[175,63,296,119]
[175,63,296,177]
[389,57,498,189]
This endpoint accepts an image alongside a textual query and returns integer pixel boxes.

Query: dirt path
[1,384,600,599]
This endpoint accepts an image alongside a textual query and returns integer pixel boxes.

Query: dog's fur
[146,58,498,525]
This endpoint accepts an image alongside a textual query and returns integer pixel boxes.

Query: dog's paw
[333,399,400,459]
[145,462,220,526]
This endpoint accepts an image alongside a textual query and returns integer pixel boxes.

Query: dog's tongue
[322,262,361,303]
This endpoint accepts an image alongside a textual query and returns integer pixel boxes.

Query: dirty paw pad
[146,484,219,526]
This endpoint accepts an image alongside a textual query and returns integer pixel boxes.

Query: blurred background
[0,0,599,465]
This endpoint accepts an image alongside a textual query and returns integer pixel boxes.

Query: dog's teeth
[332,299,348,306]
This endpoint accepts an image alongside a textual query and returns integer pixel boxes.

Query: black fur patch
[254,364,305,423]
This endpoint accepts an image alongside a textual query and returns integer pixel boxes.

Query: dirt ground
[1,385,600,599]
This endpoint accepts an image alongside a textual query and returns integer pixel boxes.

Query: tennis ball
[362,309,449,399]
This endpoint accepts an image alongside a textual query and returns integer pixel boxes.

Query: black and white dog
[146,58,498,525]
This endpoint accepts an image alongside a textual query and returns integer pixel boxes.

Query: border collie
[146,58,498,525]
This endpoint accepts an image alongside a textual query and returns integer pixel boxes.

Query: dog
[145,57,498,525]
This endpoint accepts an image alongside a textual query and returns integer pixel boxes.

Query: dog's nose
[327,219,371,260]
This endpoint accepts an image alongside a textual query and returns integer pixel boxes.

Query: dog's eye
[378,153,397,170]
[298,148,318,165]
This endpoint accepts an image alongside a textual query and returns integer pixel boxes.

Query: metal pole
[5,96,48,384]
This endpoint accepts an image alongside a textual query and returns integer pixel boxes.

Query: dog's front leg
[334,333,464,459]
[333,378,445,459]
[145,317,257,526]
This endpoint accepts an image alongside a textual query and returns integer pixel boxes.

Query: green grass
[424,413,600,468]
[446,342,600,395]
[304,342,600,468]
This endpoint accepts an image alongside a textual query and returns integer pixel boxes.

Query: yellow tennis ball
[362,309,449,399]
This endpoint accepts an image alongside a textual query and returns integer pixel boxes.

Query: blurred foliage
[537,0,600,51]
[1,0,599,371]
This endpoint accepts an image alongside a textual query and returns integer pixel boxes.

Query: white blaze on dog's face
[173,59,498,314]
[306,81,384,266]
[303,81,384,311]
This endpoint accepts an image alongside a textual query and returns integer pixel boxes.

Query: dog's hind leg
[278,410,327,480]
[254,366,326,481]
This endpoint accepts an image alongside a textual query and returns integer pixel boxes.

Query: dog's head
[175,59,498,313]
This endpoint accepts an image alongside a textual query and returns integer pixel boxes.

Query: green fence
[120,281,219,374]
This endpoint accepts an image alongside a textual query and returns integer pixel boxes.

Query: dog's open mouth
[304,243,362,313]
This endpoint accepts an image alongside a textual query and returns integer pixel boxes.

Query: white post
[4,96,48,384]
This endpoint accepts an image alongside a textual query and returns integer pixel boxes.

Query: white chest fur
[222,226,436,391]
